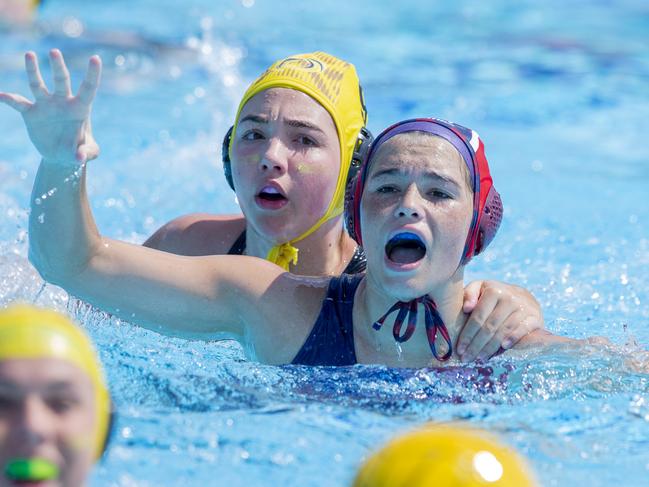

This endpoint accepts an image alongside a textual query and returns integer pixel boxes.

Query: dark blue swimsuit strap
[291,274,364,366]
[343,245,367,274]
[227,230,247,255]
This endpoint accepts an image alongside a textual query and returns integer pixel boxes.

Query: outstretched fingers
[49,49,72,98]
[77,55,102,106]
[0,92,32,113]
[25,51,49,100]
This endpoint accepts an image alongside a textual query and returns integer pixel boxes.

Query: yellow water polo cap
[352,424,537,487]
[229,51,367,270]
[0,304,111,460]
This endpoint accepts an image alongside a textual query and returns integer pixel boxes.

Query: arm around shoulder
[513,329,612,348]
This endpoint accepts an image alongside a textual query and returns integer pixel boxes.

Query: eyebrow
[284,119,325,133]
[0,381,17,392]
[239,114,268,125]
[238,115,325,134]
[370,168,459,186]
[43,381,77,392]
[0,380,76,393]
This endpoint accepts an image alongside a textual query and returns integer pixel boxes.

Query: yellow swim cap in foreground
[352,424,537,487]
[230,51,367,270]
[0,304,110,460]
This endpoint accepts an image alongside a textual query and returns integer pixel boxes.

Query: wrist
[41,156,85,168]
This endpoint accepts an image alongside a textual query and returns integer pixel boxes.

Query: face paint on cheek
[295,163,317,174]
[244,154,262,165]
[64,431,95,458]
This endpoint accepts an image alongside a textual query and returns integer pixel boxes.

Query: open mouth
[255,185,288,209]
[385,232,427,264]
[257,186,287,202]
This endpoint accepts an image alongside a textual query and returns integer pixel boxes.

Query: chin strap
[266,242,299,271]
[372,296,453,361]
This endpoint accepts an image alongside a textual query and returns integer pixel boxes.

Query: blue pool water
[1,1,648,485]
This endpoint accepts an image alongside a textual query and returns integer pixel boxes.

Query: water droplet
[170,65,182,78]
[223,73,237,87]
[395,341,403,361]
[62,16,84,38]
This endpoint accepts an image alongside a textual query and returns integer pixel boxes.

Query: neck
[245,215,357,276]
[354,269,466,367]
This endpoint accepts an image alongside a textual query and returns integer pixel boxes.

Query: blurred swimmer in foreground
[0,304,111,487]
[3,52,607,367]
[0,49,547,362]
[352,424,538,486]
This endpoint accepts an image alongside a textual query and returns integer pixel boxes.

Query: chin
[250,217,299,243]
[379,271,436,302]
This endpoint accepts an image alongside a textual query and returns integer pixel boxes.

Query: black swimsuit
[227,230,367,274]
[290,274,506,366]
[291,274,363,366]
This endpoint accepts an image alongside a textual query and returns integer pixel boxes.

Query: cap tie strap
[267,242,299,271]
[372,296,453,361]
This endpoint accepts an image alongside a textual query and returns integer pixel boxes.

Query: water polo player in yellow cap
[2,49,545,361]
[352,424,538,486]
[144,51,374,274]
[0,304,111,487]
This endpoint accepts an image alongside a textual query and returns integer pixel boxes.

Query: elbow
[28,247,69,287]
[28,240,96,288]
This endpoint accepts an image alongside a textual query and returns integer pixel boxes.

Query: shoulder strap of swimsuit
[227,230,246,255]
[342,246,367,275]
[290,274,363,366]
[337,273,364,336]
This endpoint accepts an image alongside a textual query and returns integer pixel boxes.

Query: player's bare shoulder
[144,213,245,256]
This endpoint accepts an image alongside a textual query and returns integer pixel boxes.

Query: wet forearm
[29,160,101,284]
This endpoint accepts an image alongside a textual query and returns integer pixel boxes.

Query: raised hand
[0,49,101,165]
